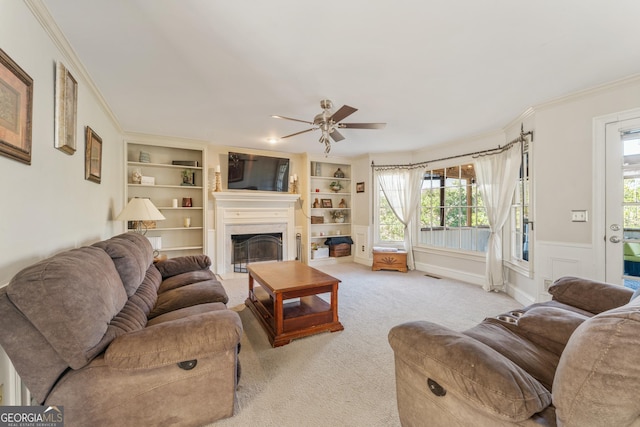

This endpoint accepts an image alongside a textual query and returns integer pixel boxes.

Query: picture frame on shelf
[356,182,365,193]
[54,62,78,154]
[181,169,195,186]
[0,47,33,165]
[85,126,102,183]
[321,198,333,208]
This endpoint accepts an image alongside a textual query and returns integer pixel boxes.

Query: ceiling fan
[272,99,386,154]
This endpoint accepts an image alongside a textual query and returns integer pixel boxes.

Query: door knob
[610,236,622,243]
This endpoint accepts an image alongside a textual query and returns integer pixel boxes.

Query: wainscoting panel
[353,225,371,266]
[535,240,597,301]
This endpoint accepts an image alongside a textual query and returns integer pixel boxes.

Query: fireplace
[211,192,300,274]
[231,233,283,273]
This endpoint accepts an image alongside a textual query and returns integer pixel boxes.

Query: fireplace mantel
[211,191,300,205]
[211,191,300,273]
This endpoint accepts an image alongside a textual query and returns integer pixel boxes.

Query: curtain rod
[372,124,533,170]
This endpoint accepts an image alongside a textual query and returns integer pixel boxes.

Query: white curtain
[377,167,424,269]
[474,142,522,291]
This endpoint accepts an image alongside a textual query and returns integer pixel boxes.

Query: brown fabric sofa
[0,232,243,427]
[388,276,640,426]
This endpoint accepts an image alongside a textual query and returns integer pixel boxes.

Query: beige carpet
[211,263,521,427]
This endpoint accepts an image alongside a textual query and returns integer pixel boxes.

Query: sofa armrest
[105,310,241,370]
[154,255,212,279]
[548,276,633,314]
[388,321,551,422]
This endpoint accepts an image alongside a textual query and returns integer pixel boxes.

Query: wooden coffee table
[245,261,344,347]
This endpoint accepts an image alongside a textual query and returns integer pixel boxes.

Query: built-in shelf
[125,140,207,258]
[307,158,353,264]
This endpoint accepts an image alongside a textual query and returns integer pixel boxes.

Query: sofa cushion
[147,302,227,327]
[154,255,212,279]
[6,247,127,369]
[516,306,588,355]
[103,266,162,340]
[158,269,216,293]
[93,232,154,296]
[553,297,640,426]
[464,320,559,390]
[548,276,633,314]
[149,280,229,319]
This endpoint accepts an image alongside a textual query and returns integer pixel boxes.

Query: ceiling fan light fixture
[272,99,386,154]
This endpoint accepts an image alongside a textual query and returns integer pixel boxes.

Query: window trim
[507,139,533,278]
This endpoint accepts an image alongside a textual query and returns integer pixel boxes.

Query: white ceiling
[42,0,640,157]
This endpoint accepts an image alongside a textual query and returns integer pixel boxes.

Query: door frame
[593,107,640,281]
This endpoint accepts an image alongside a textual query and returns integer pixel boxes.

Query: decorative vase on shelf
[330,181,342,192]
[334,168,345,178]
[339,198,346,208]
[335,217,345,223]
[313,198,320,208]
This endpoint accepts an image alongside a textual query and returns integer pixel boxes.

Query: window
[510,141,531,264]
[418,164,489,252]
[377,185,405,242]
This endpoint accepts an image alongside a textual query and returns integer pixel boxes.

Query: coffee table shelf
[246,261,343,347]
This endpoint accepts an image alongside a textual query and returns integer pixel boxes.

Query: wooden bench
[372,249,408,272]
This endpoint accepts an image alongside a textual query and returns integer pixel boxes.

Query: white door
[605,117,640,285]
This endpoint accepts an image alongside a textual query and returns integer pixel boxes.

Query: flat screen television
[227,152,290,192]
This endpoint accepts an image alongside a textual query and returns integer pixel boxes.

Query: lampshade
[115,198,165,234]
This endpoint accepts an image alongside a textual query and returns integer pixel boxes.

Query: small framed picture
[321,198,333,208]
[356,182,365,193]
[54,62,78,154]
[85,126,102,183]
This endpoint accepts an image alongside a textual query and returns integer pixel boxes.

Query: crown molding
[528,73,640,113]
[24,0,123,133]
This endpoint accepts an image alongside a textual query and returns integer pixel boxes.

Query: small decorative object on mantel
[339,198,347,208]
[181,169,195,186]
[334,168,345,178]
[330,181,342,192]
[214,164,222,192]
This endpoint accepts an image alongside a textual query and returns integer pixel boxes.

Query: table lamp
[115,197,166,234]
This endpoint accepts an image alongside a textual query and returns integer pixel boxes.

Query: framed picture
[85,126,102,183]
[0,48,33,165]
[181,169,195,186]
[321,198,333,208]
[356,182,365,193]
[54,62,78,154]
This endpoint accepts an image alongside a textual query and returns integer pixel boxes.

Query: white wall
[528,77,640,300]
[0,1,124,404]
[0,2,123,285]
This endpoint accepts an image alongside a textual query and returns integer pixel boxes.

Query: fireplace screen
[232,233,283,273]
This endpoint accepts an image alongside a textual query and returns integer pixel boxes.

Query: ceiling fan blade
[339,122,387,129]
[281,128,316,139]
[329,129,345,142]
[329,105,358,123]
[271,115,314,125]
